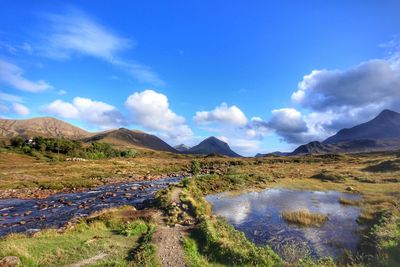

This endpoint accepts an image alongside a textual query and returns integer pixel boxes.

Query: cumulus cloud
[12,103,30,115]
[193,103,248,127]
[265,44,400,145]
[268,108,307,133]
[291,60,400,111]
[192,104,269,155]
[38,8,163,85]
[0,59,52,92]
[44,99,79,118]
[125,90,193,142]
[44,97,124,129]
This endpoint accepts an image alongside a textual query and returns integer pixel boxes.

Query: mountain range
[0,117,240,157]
[2,109,399,157]
[289,109,400,155]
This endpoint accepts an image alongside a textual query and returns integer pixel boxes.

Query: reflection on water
[206,188,361,261]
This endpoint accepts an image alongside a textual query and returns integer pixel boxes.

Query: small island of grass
[281,209,328,227]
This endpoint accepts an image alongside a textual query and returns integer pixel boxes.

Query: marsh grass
[281,209,328,227]
[339,197,361,206]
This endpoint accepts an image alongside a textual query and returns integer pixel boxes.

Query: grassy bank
[157,162,400,266]
[0,207,159,266]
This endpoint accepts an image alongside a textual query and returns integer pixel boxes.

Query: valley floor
[0,150,399,266]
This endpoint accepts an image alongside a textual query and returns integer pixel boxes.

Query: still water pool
[206,188,362,261]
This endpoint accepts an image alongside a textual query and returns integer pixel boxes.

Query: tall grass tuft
[282,209,328,227]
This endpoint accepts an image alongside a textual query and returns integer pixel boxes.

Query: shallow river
[206,188,362,261]
[0,177,181,237]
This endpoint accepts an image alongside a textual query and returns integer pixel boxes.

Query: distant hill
[255,151,290,157]
[291,141,338,155]
[186,136,241,157]
[174,144,191,152]
[84,128,177,153]
[0,117,90,139]
[290,109,400,155]
[324,109,400,144]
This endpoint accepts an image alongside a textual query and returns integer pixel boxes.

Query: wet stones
[39,203,48,210]
[24,211,32,216]
[0,177,183,237]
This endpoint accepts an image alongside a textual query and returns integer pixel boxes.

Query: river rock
[24,211,32,216]
[0,256,21,267]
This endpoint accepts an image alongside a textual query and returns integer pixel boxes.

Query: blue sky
[1,1,400,155]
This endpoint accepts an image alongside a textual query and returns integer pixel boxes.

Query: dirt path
[152,188,188,267]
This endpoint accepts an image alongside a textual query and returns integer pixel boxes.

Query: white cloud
[229,138,264,156]
[12,103,30,115]
[44,99,79,118]
[291,60,400,111]
[0,91,30,116]
[44,97,124,129]
[41,9,131,60]
[0,59,52,92]
[113,60,165,86]
[39,8,163,85]
[0,92,24,103]
[266,43,400,145]
[269,108,307,133]
[125,89,193,141]
[194,103,248,127]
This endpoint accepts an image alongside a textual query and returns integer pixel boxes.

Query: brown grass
[281,209,328,226]
[339,197,361,206]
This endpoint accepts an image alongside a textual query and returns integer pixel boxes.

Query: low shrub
[311,170,346,182]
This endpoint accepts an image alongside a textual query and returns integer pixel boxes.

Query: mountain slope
[324,109,400,144]
[85,128,177,153]
[186,136,241,157]
[290,109,400,155]
[0,117,90,139]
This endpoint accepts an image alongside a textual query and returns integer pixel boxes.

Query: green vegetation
[157,177,282,266]
[159,166,399,266]
[0,148,400,266]
[281,209,328,227]
[190,159,201,175]
[370,212,400,266]
[129,224,158,266]
[0,207,158,266]
[184,219,282,267]
[8,136,138,160]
